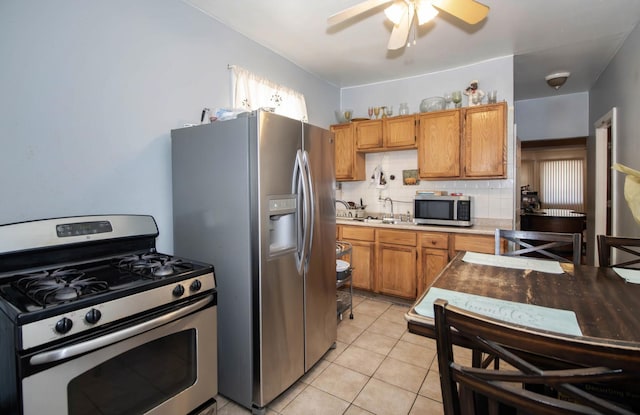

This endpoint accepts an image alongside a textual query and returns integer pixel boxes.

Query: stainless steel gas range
[0,215,218,415]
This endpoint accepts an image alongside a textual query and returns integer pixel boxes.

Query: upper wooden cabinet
[383,115,417,149]
[331,123,365,182]
[355,116,417,152]
[417,109,461,178]
[463,103,507,178]
[417,102,507,179]
[355,119,383,150]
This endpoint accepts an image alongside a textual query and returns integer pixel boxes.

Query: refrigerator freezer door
[255,112,305,407]
[303,124,337,371]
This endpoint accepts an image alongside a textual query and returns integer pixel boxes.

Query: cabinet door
[356,119,383,151]
[463,102,506,178]
[377,244,417,299]
[384,115,416,149]
[417,110,461,178]
[332,124,365,181]
[419,248,449,296]
[349,240,375,291]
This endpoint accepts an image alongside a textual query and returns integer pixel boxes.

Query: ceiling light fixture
[384,1,438,26]
[416,1,439,24]
[545,72,571,90]
[384,1,407,25]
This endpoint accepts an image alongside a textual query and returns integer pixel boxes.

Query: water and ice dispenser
[267,196,297,256]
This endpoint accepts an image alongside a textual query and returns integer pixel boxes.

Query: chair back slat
[496,229,582,266]
[434,299,640,415]
[597,235,640,268]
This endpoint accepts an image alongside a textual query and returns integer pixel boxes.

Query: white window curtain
[230,65,308,122]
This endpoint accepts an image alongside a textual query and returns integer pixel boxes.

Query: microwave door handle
[29,295,213,366]
[302,151,314,270]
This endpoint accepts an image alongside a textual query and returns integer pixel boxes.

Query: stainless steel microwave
[414,194,472,227]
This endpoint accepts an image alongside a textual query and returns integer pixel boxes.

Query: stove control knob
[55,317,73,334]
[85,308,102,324]
[173,284,185,297]
[190,280,202,292]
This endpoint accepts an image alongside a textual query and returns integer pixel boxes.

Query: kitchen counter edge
[336,218,510,236]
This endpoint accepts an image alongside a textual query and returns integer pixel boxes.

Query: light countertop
[336,218,511,236]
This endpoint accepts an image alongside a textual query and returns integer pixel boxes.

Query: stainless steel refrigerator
[171,110,336,413]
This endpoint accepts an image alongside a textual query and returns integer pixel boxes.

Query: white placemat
[415,287,583,336]
[463,251,564,274]
[613,267,640,284]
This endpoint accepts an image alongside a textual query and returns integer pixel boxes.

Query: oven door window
[416,200,454,220]
[67,329,196,415]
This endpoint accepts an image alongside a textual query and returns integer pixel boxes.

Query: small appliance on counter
[414,194,472,227]
[521,185,541,213]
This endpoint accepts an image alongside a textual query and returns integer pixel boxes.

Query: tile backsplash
[336,150,516,223]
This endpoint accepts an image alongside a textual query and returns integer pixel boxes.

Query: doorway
[592,108,617,265]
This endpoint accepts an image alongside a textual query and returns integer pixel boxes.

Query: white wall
[336,56,516,223]
[515,92,589,140]
[588,22,640,242]
[0,0,339,252]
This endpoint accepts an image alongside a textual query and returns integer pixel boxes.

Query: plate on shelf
[351,117,370,121]
[336,259,350,272]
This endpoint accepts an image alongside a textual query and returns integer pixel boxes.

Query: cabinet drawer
[420,232,449,250]
[452,234,495,254]
[342,226,375,242]
[378,229,416,246]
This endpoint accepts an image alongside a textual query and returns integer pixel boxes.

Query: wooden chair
[597,235,640,269]
[434,298,640,415]
[495,229,582,266]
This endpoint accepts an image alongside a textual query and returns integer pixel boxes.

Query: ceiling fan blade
[328,0,393,26]
[387,6,414,50]
[431,0,489,25]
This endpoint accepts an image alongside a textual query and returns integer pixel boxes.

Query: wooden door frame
[592,108,617,265]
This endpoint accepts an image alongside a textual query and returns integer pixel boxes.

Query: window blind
[539,159,584,211]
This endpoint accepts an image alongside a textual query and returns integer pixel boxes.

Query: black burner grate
[114,252,194,278]
[12,268,109,308]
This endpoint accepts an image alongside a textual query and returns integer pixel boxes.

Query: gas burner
[114,253,194,278]
[13,268,109,307]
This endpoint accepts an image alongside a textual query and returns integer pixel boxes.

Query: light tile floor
[216,292,472,415]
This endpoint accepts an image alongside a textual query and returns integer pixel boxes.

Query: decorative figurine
[464,80,485,106]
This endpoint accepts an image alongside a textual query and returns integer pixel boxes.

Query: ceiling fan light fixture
[384,2,408,25]
[416,1,438,25]
[545,72,571,90]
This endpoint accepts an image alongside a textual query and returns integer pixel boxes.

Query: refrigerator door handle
[292,149,310,275]
[302,150,315,271]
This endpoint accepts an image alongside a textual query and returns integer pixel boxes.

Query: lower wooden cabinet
[337,225,499,301]
[418,232,450,296]
[377,229,417,299]
[451,233,498,256]
[340,225,375,291]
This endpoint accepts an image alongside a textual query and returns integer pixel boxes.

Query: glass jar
[399,103,409,115]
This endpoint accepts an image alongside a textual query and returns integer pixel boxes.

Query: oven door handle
[29,295,213,366]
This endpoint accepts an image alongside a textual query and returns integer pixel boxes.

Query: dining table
[406,251,640,344]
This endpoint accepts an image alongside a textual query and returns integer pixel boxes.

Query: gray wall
[588,21,640,241]
[0,0,339,252]
[515,92,589,140]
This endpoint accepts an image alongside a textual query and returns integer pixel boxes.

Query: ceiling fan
[328,0,489,50]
